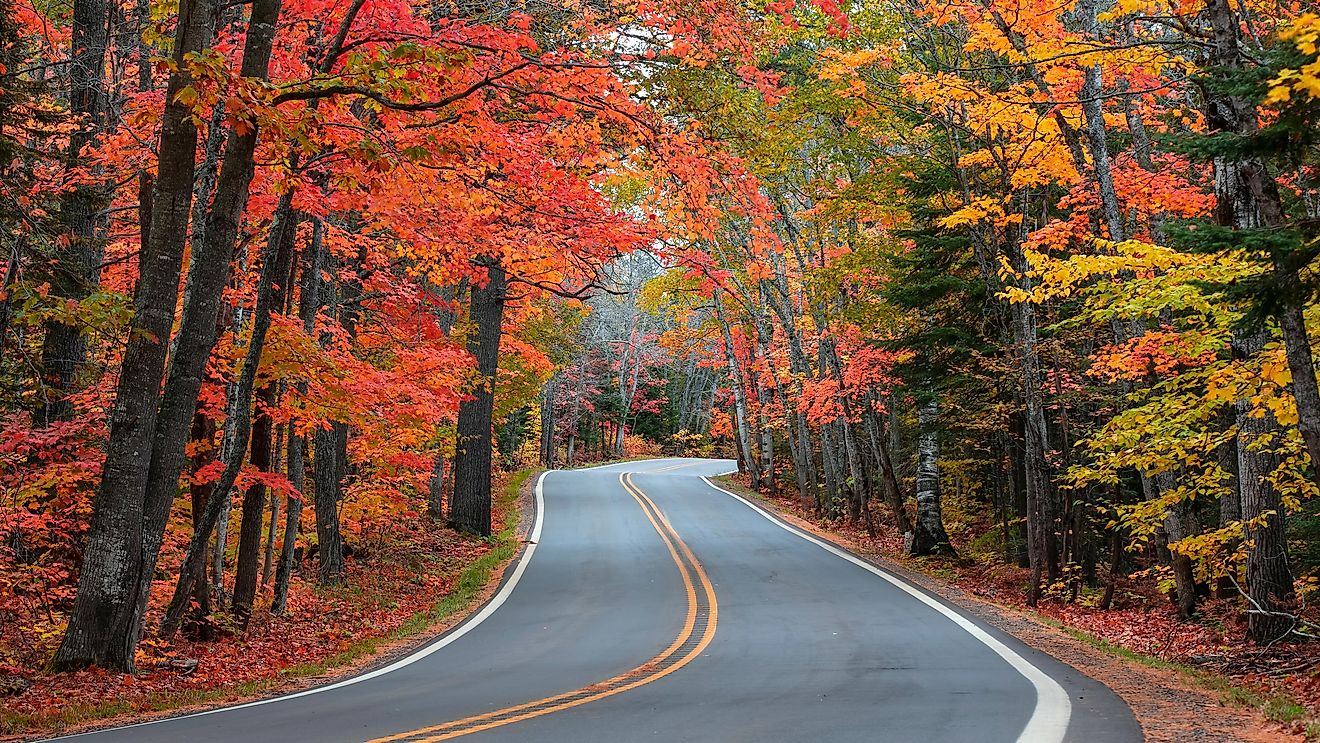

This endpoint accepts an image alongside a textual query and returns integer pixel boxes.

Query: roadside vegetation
[4,0,1320,736]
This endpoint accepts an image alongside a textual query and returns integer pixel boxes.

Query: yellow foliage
[1267,14,1320,104]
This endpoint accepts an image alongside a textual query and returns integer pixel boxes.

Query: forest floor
[0,469,536,741]
[715,474,1320,742]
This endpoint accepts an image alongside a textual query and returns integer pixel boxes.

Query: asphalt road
[53,458,1140,743]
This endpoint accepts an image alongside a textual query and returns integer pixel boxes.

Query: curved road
[53,458,1140,742]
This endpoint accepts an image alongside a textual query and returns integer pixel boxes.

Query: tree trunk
[1154,471,1198,618]
[134,0,285,643]
[273,217,322,612]
[908,398,955,556]
[1235,330,1296,642]
[185,412,214,639]
[52,0,215,672]
[1202,0,1297,641]
[38,0,109,425]
[713,291,758,487]
[159,199,298,636]
[450,260,506,536]
[261,424,282,590]
[865,401,912,536]
[231,382,276,623]
[539,380,556,468]
[428,453,446,520]
[312,422,348,584]
[273,431,304,615]
[1077,0,1125,244]
[1007,246,1060,605]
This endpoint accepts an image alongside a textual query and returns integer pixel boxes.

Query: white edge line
[699,475,1071,743]
[50,471,551,742]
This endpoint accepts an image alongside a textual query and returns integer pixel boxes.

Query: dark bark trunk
[273,431,304,615]
[135,0,285,642]
[274,216,323,611]
[1202,0,1297,642]
[231,383,276,623]
[313,421,348,583]
[450,261,506,536]
[1235,331,1296,642]
[261,424,282,590]
[159,199,298,636]
[1010,411,1030,568]
[38,0,110,425]
[184,412,214,639]
[1154,471,1198,618]
[428,454,446,520]
[52,0,215,672]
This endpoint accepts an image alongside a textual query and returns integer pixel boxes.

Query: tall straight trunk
[1276,300,1320,479]
[539,380,556,468]
[231,382,276,622]
[771,368,812,508]
[313,422,348,583]
[261,424,282,590]
[822,337,868,526]
[1235,329,1295,642]
[819,423,842,517]
[52,0,215,672]
[752,308,775,493]
[1216,414,1241,598]
[135,0,285,644]
[908,398,954,556]
[274,217,323,613]
[38,0,109,425]
[841,420,868,528]
[762,270,819,503]
[1010,412,1031,568]
[428,454,446,520]
[185,412,214,638]
[864,401,912,535]
[211,493,232,604]
[1204,0,1296,641]
[1077,0,1125,244]
[450,261,506,536]
[274,432,303,615]
[713,291,757,486]
[160,198,298,636]
[1007,246,1060,605]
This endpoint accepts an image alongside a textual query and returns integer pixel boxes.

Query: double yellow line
[367,473,718,743]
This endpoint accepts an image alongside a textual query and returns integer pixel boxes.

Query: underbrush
[0,469,531,738]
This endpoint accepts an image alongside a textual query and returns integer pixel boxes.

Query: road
[53,458,1140,743]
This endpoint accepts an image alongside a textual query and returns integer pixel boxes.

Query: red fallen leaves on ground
[1,493,514,735]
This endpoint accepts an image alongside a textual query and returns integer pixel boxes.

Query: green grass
[1,470,533,738]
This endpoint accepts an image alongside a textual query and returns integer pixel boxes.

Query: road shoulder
[2,470,541,743]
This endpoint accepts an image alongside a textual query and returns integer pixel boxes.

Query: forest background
[4,0,1320,736]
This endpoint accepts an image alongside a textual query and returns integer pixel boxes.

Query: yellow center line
[365,473,717,743]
